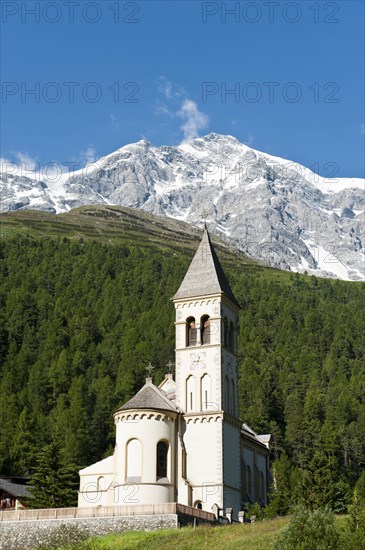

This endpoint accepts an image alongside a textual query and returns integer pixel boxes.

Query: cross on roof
[201,210,209,227]
[146,363,154,378]
[166,360,174,374]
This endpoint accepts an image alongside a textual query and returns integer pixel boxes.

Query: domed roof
[115,379,179,414]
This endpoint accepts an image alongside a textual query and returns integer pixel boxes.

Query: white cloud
[0,157,14,174]
[158,77,173,99]
[244,133,254,146]
[0,155,73,185]
[154,100,172,117]
[156,78,209,143]
[110,114,120,131]
[80,146,97,165]
[0,152,39,178]
[178,99,209,143]
[12,151,37,170]
[158,76,184,99]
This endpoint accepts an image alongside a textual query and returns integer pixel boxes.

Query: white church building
[78,228,270,518]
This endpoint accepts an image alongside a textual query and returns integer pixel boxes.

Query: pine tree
[266,454,292,517]
[294,451,349,511]
[356,471,365,500]
[28,439,78,508]
[347,488,365,532]
[10,407,36,476]
[341,488,365,550]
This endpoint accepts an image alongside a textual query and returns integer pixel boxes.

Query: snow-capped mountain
[1,133,364,281]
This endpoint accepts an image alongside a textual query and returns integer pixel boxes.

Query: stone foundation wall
[0,514,178,550]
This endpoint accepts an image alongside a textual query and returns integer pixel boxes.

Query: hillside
[0,206,364,511]
[57,519,289,550]
[0,205,264,273]
[34,513,357,550]
[1,133,364,280]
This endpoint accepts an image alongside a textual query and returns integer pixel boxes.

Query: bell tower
[173,227,242,515]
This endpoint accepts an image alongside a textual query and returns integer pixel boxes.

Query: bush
[243,501,265,521]
[338,488,365,550]
[273,506,339,550]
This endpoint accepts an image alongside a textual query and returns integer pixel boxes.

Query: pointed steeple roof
[115,380,178,414]
[173,227,239,307]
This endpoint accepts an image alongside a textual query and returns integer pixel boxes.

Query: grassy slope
[0,205,291,280]
[0,205,235,254]
[74,518,289,550]
[58,516,349,549]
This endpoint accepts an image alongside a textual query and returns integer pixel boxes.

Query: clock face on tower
[190,352,206,370]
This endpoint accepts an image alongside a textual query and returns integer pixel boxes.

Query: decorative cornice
[184,411,223,424]
[114,410,177,423]
[174,296,220,307]
[174,343,221,352]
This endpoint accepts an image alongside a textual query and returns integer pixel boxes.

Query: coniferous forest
[0,208,364,512]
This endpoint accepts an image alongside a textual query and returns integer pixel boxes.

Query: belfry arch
[201,314,211,345]
[186,316,197,347]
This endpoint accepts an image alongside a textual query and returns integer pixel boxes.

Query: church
[78,228,270,518]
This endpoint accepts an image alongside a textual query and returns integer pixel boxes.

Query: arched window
[182,448,187,479]
[229,321,235,352]
[156,441,168,480]
[186,317,197,347]
[126,438,142,482]
[186,375,195,412]
[201,373,210,411]
[194,500,203,509]
[201,315,211,345]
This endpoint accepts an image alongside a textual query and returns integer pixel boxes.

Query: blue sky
[1,0,364,177]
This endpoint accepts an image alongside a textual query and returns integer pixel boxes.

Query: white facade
[78,228,270,518]
[173,293,242,513]
[78,393,178,509]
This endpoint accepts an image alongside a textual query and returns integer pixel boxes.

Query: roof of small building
[0,478,33,499]
[172,227,240,307]
[115,379,179,414]
[158,374,176,402]
[258,434,271,447]
[241,423,271,449]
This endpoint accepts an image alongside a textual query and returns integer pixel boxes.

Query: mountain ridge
[1,133,364,281]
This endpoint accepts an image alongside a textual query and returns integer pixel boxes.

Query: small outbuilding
[0,477,33,509]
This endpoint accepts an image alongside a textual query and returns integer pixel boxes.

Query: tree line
[0,234,364,510]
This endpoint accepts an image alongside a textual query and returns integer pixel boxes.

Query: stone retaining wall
[0,514,178,550]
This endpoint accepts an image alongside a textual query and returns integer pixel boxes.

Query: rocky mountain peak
[1,134,363,281]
